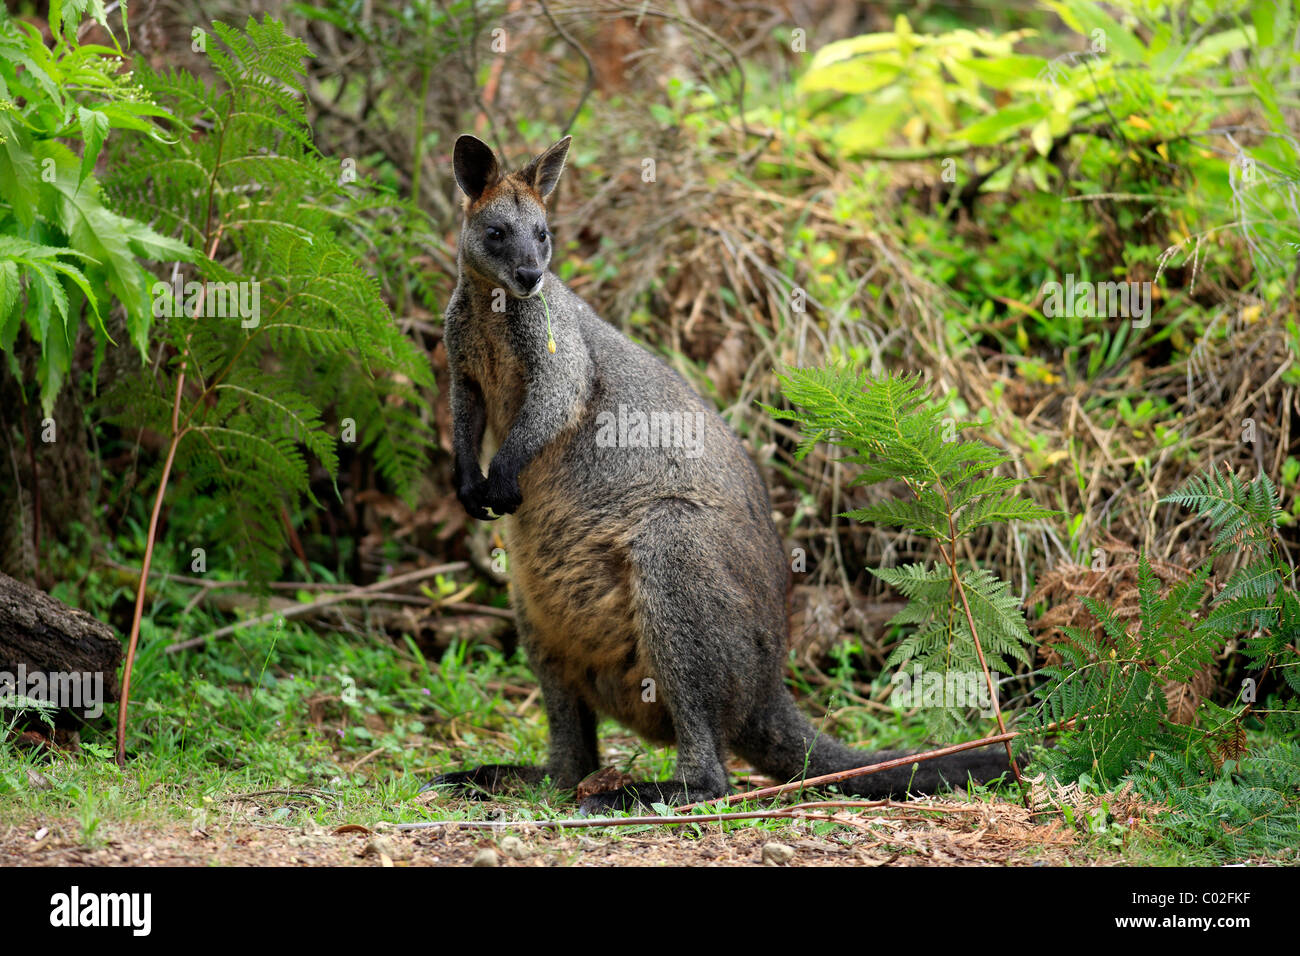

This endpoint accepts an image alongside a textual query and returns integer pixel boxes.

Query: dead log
[0,571,122,717]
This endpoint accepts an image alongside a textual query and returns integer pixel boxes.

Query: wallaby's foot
[576,779,726,815]
[424,763,547,798]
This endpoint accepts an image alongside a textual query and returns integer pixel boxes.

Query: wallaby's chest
[451,315,527,445]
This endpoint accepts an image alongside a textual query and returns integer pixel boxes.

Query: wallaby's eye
[537,227,550,243]
[485,227,504,242]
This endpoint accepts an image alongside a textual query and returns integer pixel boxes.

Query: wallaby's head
[453,134,571,299]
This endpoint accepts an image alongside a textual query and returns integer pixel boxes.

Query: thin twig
[392,796,988,832]
[396,809,834,831]
[676,731,1019,811]
[538,0,596,137]
[164,562,469,654]
[116,227,222,765]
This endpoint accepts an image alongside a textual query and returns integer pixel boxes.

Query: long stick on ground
[388,797,975,832]
[676,730,1019,811]
[390,810,840,831]
[165,562,469,654]
[387,797,989,832]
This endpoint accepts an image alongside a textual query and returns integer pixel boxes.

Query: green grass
[0,588,1246,865]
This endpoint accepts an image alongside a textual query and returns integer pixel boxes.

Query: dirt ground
[0,798,1089,866]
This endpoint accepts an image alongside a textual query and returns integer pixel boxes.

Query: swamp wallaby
[434,133,1018,812]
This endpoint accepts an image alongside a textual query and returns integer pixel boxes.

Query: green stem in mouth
[540,290,556,354]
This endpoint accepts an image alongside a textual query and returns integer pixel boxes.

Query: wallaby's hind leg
[578,503,733,814]
[736,693,1018,799]
[431,614,600,798]
[575,699,727,813]
[575,711,727,813]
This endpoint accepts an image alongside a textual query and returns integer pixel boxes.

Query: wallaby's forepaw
[480,465,523,516]
[457,468,521,520]
[457,493,494,522]
[455,469,495,521]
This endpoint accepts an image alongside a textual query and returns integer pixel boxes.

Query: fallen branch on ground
[165,562,469,654]
[388,796,974,832]
[677,731,1019,811]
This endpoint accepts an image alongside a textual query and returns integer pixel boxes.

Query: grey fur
[435,135,1018,812]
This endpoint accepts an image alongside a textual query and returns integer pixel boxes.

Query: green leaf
[806,31,902,71]
[956,493,1055,534]
[953,54,1045,90]
[953,101,1047,145]
[1030,118,1052,157]
[1042,0,1146,64]
[76,106,109,184]
[800,55,904,95]
[1186,27,1255,67]
[0,261,20,348]
[0,113,38,227]
[35,140,195,355]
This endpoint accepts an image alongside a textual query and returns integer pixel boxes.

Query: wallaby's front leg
[450,372,493,521]
[478,334,588,516]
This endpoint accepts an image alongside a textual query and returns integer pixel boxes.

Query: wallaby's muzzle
[514,266,544,296]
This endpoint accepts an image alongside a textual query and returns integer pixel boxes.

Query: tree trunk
[0,571,121,717]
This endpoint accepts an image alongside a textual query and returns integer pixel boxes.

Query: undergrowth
[1033,466,1300,859]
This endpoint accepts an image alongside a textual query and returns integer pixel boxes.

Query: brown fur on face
[465,173,544,217]
[453,137,562,300]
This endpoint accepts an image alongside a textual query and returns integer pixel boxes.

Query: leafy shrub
[773,366,1054,739]
[1032,465,1300,857]
[98,16,433,579]
[0,3,193,409]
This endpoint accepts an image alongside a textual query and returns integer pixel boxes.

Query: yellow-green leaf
[1031,118,1052,157]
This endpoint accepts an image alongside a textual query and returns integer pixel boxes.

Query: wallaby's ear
[522,135,572,200]
[453,134,501,203]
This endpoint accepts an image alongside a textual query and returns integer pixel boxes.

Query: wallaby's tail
[736,693,1018,798]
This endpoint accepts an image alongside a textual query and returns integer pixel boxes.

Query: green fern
[1168,467,1299,705]
[1129,742,1300,860]
[1031,464,1300,859]
[1161,465,1281,556]
[773,367,1054,738]
[97,16,434,581]
[1030,557,1216,783]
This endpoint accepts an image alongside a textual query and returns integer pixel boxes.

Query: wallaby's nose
[515,266,542,291]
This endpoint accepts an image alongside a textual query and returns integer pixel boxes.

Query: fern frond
[1161,465,1280,555]
[96,15,437,584]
